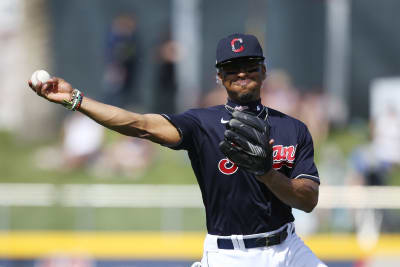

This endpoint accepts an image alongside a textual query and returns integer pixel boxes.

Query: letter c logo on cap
[231,38,244,53]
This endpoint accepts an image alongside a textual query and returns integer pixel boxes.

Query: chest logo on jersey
[272,145,297,169]
[218,145,297,175]
[218,158,238,175]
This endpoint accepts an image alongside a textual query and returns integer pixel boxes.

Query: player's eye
[222,64,261,75]
[247,67,260,73]
[225,71,238,75]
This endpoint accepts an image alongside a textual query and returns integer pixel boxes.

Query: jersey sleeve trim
[293,174,320,184]
[160,114,183,148]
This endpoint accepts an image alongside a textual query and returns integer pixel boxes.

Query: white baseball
[31,70,51,86]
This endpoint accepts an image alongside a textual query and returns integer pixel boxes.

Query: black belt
[217,226,292,249]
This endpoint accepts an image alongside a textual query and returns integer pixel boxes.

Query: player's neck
[225,98,263,114]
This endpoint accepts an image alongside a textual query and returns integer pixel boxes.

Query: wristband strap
[74,91,84,111]
[63,89,84,111]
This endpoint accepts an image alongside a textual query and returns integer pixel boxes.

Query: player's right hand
[28,77,74,105]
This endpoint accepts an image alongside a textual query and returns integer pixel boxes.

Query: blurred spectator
[152,31,182,113]
[33,113,104,171]
[261,70,301,118]
[348,143,390,186]
[102,14,140,107]
[325,94,348,129]
[200,85,227,107]
[62,113,104,169]
[90,135,154,179]
[348,104,400,186]
[261,70,329,144]
[35,112,154,179]
[371,104,400,167]
[298,92,330,144]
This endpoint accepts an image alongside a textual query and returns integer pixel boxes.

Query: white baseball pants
[200,223,327,267]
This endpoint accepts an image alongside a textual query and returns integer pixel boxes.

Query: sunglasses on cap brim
[216,57,264,68]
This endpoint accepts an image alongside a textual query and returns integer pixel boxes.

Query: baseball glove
[219,111,272,176]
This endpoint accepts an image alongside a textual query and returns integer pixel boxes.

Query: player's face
[218,59,266,103]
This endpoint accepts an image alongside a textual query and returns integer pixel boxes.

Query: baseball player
[29,33,326,267]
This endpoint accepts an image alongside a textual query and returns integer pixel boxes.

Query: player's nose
[237,69,248,78]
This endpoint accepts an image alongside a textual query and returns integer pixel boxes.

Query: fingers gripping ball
[31,70,51,86]
[219,111,273,176]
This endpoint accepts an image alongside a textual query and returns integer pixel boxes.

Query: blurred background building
[1,0,400,266]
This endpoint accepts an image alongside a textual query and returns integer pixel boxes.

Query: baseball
[31,70,51,86]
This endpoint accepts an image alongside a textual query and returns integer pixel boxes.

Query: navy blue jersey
[162,99,319,236]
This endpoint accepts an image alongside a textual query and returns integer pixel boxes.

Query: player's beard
[237,92,254,103]
[236,87,259,103]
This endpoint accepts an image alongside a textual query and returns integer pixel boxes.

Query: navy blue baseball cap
[216,33,265,67]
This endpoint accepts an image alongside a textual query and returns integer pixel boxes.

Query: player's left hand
[219,111,273,176]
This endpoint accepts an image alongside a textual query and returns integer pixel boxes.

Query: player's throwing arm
[27,70,181,145]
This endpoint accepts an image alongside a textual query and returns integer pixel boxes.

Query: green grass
[2,206,206,231]
[0,130,196,185]
[388,165,400,186]
[314,124,369,163]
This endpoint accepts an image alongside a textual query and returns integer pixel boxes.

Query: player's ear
[217,71,223,83]
[261,65,267,80]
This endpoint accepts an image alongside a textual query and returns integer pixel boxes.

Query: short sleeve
[290,125,320,184]
[161,110,199,150]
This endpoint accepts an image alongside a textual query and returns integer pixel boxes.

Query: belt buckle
[255,237,268,247]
